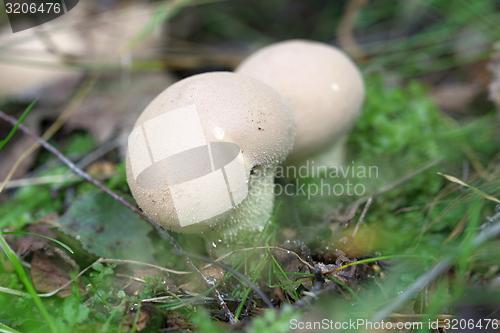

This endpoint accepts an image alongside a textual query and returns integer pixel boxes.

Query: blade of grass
[269,255,300,300]
[0,322,23,333]
[333,255,412,272]
[0,100,36,151]
[0,286,30,297]
[3,231,74,254]
[234,252,269,320]
[0,234,58,333]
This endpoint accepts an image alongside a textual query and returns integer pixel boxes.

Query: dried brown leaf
[11,216,58,257]
[30,247,79,297]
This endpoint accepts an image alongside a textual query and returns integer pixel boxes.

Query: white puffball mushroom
[126,72,295,243]
[236,39,365,166]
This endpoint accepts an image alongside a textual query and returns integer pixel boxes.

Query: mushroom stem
[204,165,276,248]
[287,136,348,168]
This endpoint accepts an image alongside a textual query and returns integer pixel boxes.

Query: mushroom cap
[126,72,294,232]
[236,39,365,161]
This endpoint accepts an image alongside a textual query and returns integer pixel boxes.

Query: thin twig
[115,273,147,284]
[352,197,372,237]
[4,136,120,189]
[208,246,314,270]
[372,160,442,199]
[0,111,240,324]
[372,210,500,321]
[0,257,190,298]
[99,258,191,275]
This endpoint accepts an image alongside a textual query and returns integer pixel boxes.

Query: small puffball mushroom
[236,39,365,166]
[126,72,295,243]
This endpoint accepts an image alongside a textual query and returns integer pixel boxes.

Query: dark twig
[0,112,139,214]
[0,111,240,323]
[371,159,442,200]
[372,209,500,321]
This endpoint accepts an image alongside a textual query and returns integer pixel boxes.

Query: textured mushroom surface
[237,39,365,162]
[126,72,295,235]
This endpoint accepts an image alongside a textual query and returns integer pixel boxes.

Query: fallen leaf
[58,190,156,262]
[10,215,58,257]
[31,247,79,297]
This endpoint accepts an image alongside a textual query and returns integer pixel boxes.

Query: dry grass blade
[438,172,500,204]
[352,196,372,237]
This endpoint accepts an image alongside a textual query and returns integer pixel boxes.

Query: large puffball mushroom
[236,39,365,166]
[126,72,295,243]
